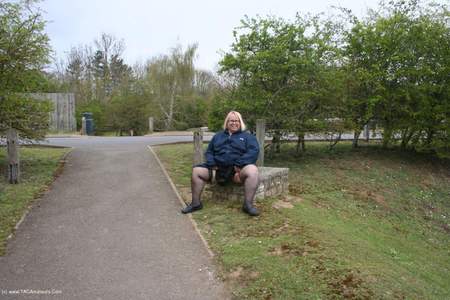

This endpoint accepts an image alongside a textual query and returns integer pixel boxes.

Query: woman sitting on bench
[182,111,260,216]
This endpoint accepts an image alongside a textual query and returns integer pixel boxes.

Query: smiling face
[226,113,241,133]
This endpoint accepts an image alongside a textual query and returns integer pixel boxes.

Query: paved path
[0,137,227,299]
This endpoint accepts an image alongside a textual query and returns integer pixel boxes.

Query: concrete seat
[205,167,289,202]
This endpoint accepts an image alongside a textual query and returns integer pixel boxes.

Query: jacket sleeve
[235,134,260,167]
[204,135,216,167]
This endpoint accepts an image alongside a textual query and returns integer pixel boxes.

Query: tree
[65,45,94,105]
[107,93,149,136]
[218,15,343,153]
[58,33,132,133]
[145,44,198,130]
[0,0,52,140]
[343,0,450,156]
[92,33,126,102]
[342,18,383,148]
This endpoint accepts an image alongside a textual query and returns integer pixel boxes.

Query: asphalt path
[0,136,227,300]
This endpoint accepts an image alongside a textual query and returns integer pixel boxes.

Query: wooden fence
[31,93,76,132]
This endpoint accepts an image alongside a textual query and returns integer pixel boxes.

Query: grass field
[154,142,450,299]
[0,146,71,255]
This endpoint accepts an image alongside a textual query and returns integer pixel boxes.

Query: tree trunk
[425,128,435,146]
[352,130,361,148]
[400,128,414,149]
[256,119,265,167]
[6,128,20,184]
[166,81,177,130]
[329,132,342,150]
[382,126,393,148]
[271,130,281,155]
[296,132,305,153]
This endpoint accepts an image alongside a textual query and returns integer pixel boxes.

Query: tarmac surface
[0,136,227,299]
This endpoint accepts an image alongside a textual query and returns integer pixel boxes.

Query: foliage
[107,93,150,135]
[55,39,217,133]
[0,94,52,139]
[343,0,450,155]
[75,100,107,134]
[217,14,349,152]
[144,44,198,130]
[215,0,449,157]
[44,0,449,156]
[0,0,52,139]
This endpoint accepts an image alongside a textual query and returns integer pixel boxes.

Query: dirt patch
[349,189,389,209]
[372,193,388,208]
[267,221,304,238]
[285,195,304,203]
[272,200,294,209]
[228,266,244,279]
[306,240,320,248]
[272,221,290,233]
[289,183,304,194]
[227,266,259,281]
[327,270,374,299]
[441,223,450,234]
[421,177,435,188]
[268,244,306,257]
[312,199,332,209]
[272,195,304,210]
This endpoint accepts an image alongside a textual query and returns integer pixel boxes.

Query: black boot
[242,201,260,216]
[181,202,203,214]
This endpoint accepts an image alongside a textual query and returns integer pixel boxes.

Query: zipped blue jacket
[204,129,260,168]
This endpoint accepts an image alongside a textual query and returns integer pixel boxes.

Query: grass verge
[154,142,450,299]
[0,146,71,255]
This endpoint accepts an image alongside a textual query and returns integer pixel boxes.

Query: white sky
[40,0,386,72]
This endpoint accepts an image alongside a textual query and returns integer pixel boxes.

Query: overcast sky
[40,0,386,72]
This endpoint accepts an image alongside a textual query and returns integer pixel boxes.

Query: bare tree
[145,44,198,130]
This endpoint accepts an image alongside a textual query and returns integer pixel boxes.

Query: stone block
[206,167,289,203]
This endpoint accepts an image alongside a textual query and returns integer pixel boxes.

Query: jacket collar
[224,129,242,135]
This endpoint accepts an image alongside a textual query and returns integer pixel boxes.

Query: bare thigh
[192,166,211,182]
[238,164,258,182]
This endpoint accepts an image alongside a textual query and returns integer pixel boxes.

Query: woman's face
[226,114,241,133]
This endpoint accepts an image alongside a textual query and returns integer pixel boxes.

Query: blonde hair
[223,111,246,131]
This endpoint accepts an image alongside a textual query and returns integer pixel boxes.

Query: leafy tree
[58,33,134,133]
[107,93,149,135]
[343,0,450,156]
[0,0,52,140]
[342,18,383,148]
[218,15,344,153]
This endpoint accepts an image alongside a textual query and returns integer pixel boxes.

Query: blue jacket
[205,129,260,167]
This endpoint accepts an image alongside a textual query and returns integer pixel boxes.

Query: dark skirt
[194,163,235,186]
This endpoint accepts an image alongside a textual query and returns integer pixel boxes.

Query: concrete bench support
[206,167,289,202]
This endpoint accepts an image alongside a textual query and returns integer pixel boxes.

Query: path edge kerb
[147,145,215,258]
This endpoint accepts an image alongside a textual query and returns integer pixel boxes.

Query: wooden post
[193,130,204,165]
[256,119,265,167]
[6,128,20,184]
[148,117,154,134]
[81,117,87,135]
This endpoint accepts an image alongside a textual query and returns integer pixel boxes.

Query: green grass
[0,146,71,255]
[154,142,450,299]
